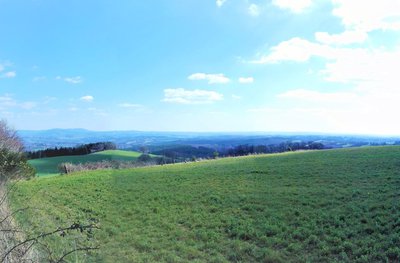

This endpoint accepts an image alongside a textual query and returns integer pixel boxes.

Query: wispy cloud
[43,96,57,104]
[248,4,260,17]
[56,76,83,84]
[0,95,17,109]
[80,95,94,102]
[0,71,16,79]
[163,88,223,104]
[118,103,143,109]
[238,77,254,84]
[0,62,16,79]
[68,107,79,112]
[0,94,37,110]
[188,73,230,84]
[216,0,227,7]
[232,94,241,100]
[33,76,47,82]
[272,0,312,13]
[19,101,37,110]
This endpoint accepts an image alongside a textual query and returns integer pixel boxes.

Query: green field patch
[28,150,145,176]
[12,146,400,262]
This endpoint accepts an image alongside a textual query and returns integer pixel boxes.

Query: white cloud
[272,0,312,13]
[269,44,400,135]
[80,95,94,102]
[251,37,334,64]
[188,73,230,84]
[322,48,400,84]
[277,89,359,103]
[238,77,254,84]
[163,88,223,104]
[248,4,260,17]
[254,35,400,84]
[64,76,82,84]
[332,0,400,32]
[245,0,400,135]
[269,86,400,135]
[315,30,368,45]
[232,94,241,100]
[216,0,226,7]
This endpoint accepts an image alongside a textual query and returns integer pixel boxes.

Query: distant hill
[29,150,144,176]
[13,146,400,262]
[18,128,400,151]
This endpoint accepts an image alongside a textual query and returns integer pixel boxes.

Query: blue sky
[1,0,400,134]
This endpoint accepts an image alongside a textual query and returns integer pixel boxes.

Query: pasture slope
[28,150,144,176]
[11,146,400,262]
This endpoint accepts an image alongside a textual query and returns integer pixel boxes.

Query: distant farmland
[12,146,400,262]
[28,150,144,176]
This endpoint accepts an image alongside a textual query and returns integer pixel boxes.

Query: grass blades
[11,146,400,262]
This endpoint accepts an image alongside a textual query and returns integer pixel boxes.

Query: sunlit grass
[12,146,400,262]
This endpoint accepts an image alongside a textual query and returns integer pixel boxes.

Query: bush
[0,120,35,180]
[58,158,159,174]
[138,154,152,162]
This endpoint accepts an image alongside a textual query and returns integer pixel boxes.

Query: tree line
[223,141,325,157]
[26,142,117,159]
[146,141,325,163]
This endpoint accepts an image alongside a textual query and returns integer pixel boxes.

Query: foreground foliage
[11,146,400,262]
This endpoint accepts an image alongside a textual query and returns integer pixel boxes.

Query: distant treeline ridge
[151,141,325,162]
[224,141,324,157]
[26,142,116,159]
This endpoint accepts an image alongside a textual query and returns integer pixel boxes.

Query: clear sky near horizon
[1,0,400,135]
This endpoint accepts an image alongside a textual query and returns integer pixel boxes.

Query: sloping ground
[28,150,143,177]
[0,187,38,262]
[11,146,400,262]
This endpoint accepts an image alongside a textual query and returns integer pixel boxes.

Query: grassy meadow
[11,146,400,262]
[28,150,144,176]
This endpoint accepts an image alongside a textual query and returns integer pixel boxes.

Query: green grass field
[28,150,144,176]
[11,146,400,262]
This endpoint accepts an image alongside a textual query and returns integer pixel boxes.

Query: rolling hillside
[28,150,144,176]
[12,146,400,262]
